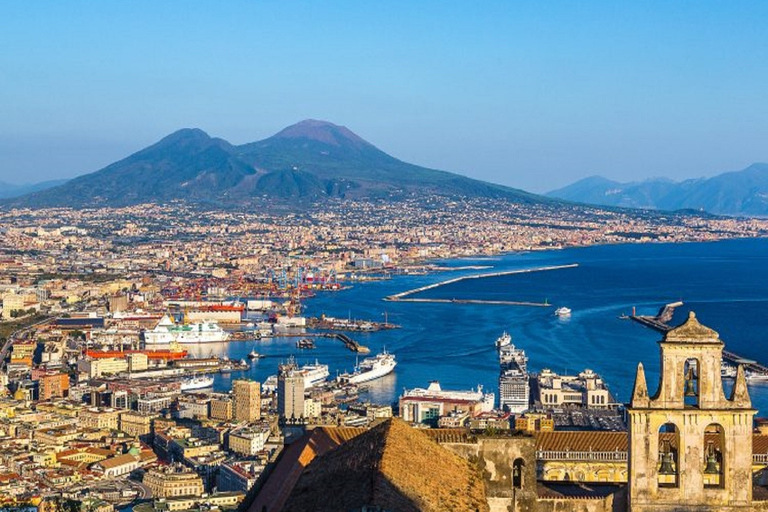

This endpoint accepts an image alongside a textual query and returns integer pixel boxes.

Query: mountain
[7,120,550,208]
[547,163,768,216]
[0,179,68,199]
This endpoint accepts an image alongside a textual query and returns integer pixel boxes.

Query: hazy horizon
[2,2,767,193]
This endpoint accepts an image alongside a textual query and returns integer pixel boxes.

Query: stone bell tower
[627,312,755,511]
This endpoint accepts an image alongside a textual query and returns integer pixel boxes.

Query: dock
[630,301,768,377]
[325,333,370,354]
[385,263,579,305]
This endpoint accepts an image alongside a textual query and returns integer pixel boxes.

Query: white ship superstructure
[496,331,512,348]
[498,342,530,413]
[298,361,330,388]
[338,351,396,385]
[144,315,230,344]
[180,375,214,391]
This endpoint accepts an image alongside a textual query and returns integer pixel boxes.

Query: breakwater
[384,263,579,306]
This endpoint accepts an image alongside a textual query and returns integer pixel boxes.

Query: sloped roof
[664,311,721,344]
[249,426,366,512]
[281,418,488,512]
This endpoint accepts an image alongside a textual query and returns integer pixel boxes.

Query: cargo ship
[144,315,230,344]
[338,351,397,385]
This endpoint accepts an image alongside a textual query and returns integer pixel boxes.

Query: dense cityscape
[0,197,767,511]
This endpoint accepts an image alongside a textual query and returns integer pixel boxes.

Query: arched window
[703,423,725,489]
[512,458,524,489]
[684,358,700,408]
[658,423,679,488]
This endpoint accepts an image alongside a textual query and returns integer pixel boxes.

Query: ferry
[495,331,512,348]
[180,376,214,391]
[338,351,397,385]
[144,315,230,344]
[296,338,316,349]
[555,307,572,317]
[299,361,330,388]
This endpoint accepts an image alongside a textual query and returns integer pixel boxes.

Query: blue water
[201,238,768,415]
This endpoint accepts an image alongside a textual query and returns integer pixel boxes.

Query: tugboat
[555,307,572,317]
[248,348,263,360]
[296,338,316,349]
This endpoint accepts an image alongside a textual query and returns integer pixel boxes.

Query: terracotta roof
[249,426,366,512]
[94,453,138,470]
[281,418,488,512]
[536,431,628,452]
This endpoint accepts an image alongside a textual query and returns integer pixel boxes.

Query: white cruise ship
[144,315,230,344]
[338,351,397,385]
[298,361,330,388]
[180,376,214,391]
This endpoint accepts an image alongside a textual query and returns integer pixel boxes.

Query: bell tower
[627,312,755,511]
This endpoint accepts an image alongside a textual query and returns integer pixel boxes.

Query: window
[512,458,524,489]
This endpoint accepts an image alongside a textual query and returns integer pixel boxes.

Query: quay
[631,301,768,377]
[385,263,579,304]
[325,333,370,354]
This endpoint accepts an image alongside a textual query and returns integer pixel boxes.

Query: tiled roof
[536,431,628,452]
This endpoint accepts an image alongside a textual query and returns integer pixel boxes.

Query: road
[0,316,51,371]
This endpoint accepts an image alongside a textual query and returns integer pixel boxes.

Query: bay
[200,238,768,415]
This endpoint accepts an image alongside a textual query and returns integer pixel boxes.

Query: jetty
[326,333,370,354]
[630,301,768,377]
[384,263,579,305]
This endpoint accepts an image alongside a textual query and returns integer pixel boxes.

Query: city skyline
[2,2,768,192]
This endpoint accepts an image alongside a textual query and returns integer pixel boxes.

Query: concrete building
[143,465,204,498]
[233,379,260,422]
[537,368,615,410]
[228,428,270,456]
[210,394,233,421]
[78,408,120,430]
[119,411,156,440]
[38,372,69,401]
[278,363,305,421]
[218,460,264,493]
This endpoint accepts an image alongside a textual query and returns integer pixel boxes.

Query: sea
[192,237,768,415]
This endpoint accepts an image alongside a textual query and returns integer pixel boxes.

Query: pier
[326,333,370,354]
[384,263,579,305]
[631,301,768,377]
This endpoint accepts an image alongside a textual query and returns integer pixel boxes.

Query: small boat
[555,307,572,317]
[495,331,512,348]
[246,322,255,328]
[248,349,263,360]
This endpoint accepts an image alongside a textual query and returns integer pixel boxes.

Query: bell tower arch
[627,312,755,511]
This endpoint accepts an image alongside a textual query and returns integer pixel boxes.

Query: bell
[704,441,720,474]
[659,451,676,475]
[684,366,698,397]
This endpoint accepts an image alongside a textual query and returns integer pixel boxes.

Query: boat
[495,331,512,348]
[721,362,737,379]
[296,338,316,349]
[180,376,214,391]
[298,361,330,388]
[746,371,768,382]
[144,315,230,344]
[248,348,263,360]
[338,351,397,385]
[555,307,572,317]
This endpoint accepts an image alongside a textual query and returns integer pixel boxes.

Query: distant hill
[547,163,768,216]
[7,120,551,208]
[0,179,68,199]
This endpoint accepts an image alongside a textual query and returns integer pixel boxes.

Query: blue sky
[1,1,767,192]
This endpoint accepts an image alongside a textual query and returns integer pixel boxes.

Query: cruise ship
[298,361,330,388]
[495,331,512,348]
[180,375,214,391]
[338,351,397,385]
[144,315,230,344]
[498,343,530,413]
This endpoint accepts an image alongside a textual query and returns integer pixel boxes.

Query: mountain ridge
[547,163,768,216]
[6,120,552,209]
